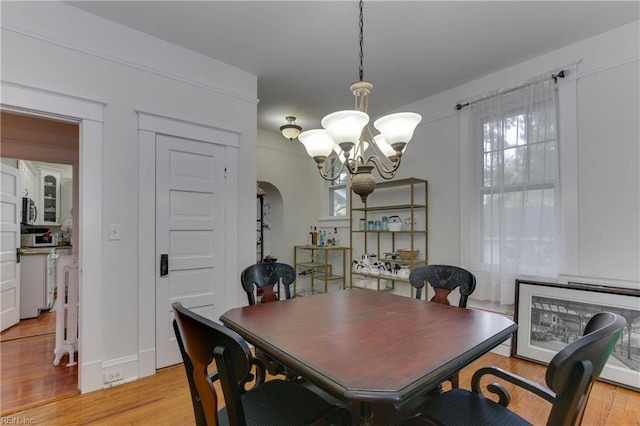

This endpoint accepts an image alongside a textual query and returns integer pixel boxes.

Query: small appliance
[22,197,37,225]
[21,232,58,248]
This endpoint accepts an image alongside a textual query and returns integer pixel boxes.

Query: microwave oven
[21,233,58,248]
[22,197,37,225]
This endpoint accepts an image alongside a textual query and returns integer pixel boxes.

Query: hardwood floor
[2,349,639,425]
[1,311,57,343]
[0,312,79,415]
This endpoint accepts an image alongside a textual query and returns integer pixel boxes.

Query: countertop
[20,246,72,255]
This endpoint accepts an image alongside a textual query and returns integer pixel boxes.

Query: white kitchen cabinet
[39,168,61,225]
[18,160,37,199]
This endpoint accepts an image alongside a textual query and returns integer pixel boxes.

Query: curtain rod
[455,70,566,111]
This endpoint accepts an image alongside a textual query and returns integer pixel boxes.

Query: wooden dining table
[220,289,517,425]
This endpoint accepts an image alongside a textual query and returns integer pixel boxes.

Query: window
[327,156,348,217]
[481,102,558,268]
[461,77,560,304]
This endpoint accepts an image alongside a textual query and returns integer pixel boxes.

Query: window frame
[325,156,349,218]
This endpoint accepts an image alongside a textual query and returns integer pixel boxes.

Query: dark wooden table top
[220,289,517,407]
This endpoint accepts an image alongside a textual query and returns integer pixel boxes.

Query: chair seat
[402,389,532,426]
[218,379,345,426]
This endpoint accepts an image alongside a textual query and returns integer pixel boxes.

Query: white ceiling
[65,1,639,135]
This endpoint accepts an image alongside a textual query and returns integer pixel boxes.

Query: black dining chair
[241,262,296,305]
[241,262,297,378]
[409,265,477,389]
[172,302,352,426]
[408,264,476,307]
[397,312,626,426]
[173,319,216,426]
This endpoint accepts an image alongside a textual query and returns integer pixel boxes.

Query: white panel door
[155,134,226,368]
[1,164,21,332]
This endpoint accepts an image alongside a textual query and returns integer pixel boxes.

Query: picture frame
[513,279,640,391]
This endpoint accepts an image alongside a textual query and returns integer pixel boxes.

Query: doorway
[257,181,284,263]
[0,112,80,413]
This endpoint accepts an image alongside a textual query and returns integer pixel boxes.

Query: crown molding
[1,21,259,106]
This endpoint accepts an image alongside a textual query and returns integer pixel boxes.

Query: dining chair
[241,262,296,305]
[397,312,626,426]
[173,319,216,426]
[408,264,476,307]
[172,302,352,426]
[241,262,296,378]
[409,265,477,389]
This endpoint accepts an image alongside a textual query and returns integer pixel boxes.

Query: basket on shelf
[397,249,419,261]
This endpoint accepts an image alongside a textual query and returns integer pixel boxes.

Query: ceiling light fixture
[280,116,302,140]
[297,0,421,203]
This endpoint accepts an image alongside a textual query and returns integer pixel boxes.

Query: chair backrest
[173,302,255,426]
[241,262,296,305]
[408,265,476,307]
[173,319,208,426]
[545,311,625,426]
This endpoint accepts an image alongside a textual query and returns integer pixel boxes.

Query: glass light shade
[373,134,398,158]
[321,110,369,144]
[373,112,422,145]
[280,125,302,140]
[298,129,336,158]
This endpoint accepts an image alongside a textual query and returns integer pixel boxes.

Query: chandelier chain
[358,0,364,82]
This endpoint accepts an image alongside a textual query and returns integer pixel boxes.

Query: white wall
[260,21,640,292]
[401,20,640,286]
[257,129,320,266]
[1,1,257,391]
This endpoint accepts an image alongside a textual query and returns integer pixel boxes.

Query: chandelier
[297,0,421,203]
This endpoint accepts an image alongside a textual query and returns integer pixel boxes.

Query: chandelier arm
[366,154,402,180]
[317,157,348,181]
[363,125,399,172]
[364,126,388,158]
[344,155,360,175]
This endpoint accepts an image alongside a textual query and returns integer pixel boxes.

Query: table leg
[359,402,374,426]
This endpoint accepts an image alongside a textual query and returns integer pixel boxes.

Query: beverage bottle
[318,229,324,247]
[312,227,318,246]
[333,227,339,246]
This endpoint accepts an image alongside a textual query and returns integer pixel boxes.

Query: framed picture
[513,279,640,391]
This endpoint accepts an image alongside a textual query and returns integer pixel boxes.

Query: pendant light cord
[358,0,364,82]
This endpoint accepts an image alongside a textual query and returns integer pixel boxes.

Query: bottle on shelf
[317,229,324,247]
[334,228,339,246]
[312,227,318,246]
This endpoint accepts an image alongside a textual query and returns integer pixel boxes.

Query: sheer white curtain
[460,76,560,305]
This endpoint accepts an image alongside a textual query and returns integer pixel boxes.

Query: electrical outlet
[104,369,124,384]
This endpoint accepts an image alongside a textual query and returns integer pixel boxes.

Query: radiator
[53,254,79,367]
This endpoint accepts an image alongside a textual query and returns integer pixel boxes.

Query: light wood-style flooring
[0,312,79,415]
[2,343,639,425]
